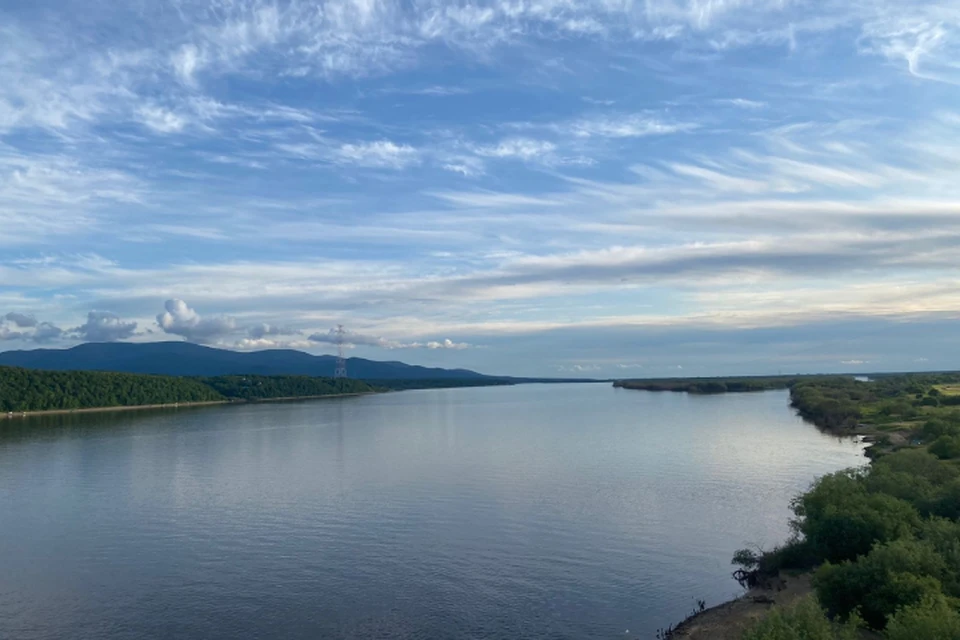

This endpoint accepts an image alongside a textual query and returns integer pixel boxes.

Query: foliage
[0,366,378,413]
[201,375,373,400]
[0,365,224,412]
[740,597,860,640]
[793,470,919,563]
[884,595,960,640]
[614,376,801,394]
[814,539,947,628]
[930,435,960,460]
[733,372,960,638]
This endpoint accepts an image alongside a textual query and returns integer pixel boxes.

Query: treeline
[791,373,960,434]
[739,374,960,639]
[0,366,223,412]
[1,366,378,413]
[614,376,802,394]
[202,374,373,400]
[368,378,514,391]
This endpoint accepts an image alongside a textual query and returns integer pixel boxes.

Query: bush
[815,539,947,629]
[930,436,960,460]
[884,594,960,640]
[923,418,960,441]
[741,597,860,640]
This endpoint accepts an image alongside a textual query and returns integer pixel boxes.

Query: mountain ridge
[0,342,491,380]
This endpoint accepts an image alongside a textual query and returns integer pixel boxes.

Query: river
[0,383,865,639]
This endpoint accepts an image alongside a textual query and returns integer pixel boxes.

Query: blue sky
[2,0,960,377]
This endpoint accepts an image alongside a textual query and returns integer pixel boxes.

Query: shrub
[884,594,960,640]
[930,436,960,460]
[815,539,947,629]
[741,597,860,640]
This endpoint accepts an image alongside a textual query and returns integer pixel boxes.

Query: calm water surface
[0,384,864,639]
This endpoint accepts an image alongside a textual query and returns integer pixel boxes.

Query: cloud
[717,98,768,109]
[474,138,557,162]
[137,105,189,133]
[565,114,697,139]
[248,323,300,339]
[4,312,37,328]
[423,338,470,350]
[157,299,236,343]
[72,311,138,342]
[335,141,420,169]
[308,328,470,350]
[0,325,25,341]
[0,312,63,343]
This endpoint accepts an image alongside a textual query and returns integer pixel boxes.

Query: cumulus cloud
[4,312,37,328]
[72,311,138,342]
[0,325,25,341]
[0,316,63,343]
[157,299,236,343]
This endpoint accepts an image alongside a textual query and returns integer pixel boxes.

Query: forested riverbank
[626,373,960,639]
[0,366,377,415]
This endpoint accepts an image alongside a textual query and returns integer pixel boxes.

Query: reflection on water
[0,384,864,640]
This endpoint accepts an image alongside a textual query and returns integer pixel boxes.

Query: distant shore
[0,391,379,420]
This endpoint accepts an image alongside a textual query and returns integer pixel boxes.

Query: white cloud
[566,114,697,138]
[171,44,206,86]
[248,323,300,339]
[335,141,421,169]
[137,105,188,133]
[308,328,470,350]
[0,315,63,343]
[474,138,557,161]
[717,98,768,109]
[72,311,138,342]
[156,299,236,343]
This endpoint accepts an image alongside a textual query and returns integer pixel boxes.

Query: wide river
[0,383,864,639]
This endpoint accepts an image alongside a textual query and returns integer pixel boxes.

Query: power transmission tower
[334,325,348,379]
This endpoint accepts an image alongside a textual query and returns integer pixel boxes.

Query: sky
[1,0,959,378]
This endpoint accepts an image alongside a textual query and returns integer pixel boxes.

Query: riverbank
[643,372,960,638]
[670,573,814,639]
[0,391,380,420]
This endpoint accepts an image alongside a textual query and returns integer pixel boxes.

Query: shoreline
[0,391,380,420]
[625,382,880,639]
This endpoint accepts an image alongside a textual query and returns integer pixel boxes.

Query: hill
[0,342,492,380]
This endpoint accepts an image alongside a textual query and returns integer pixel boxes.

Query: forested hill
[0,366,376,413]
[0,342,490,380]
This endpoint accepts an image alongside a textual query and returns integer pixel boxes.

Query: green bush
[815,539,947,629]
[884,595,960,640]
[930,436,960,460]
[796,478,919,564]
[923,418,960,441]
[741,597,860,640]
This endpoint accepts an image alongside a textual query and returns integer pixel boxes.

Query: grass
[934,384,960,396]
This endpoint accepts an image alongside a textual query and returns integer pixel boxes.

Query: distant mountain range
[0,342,493,381]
